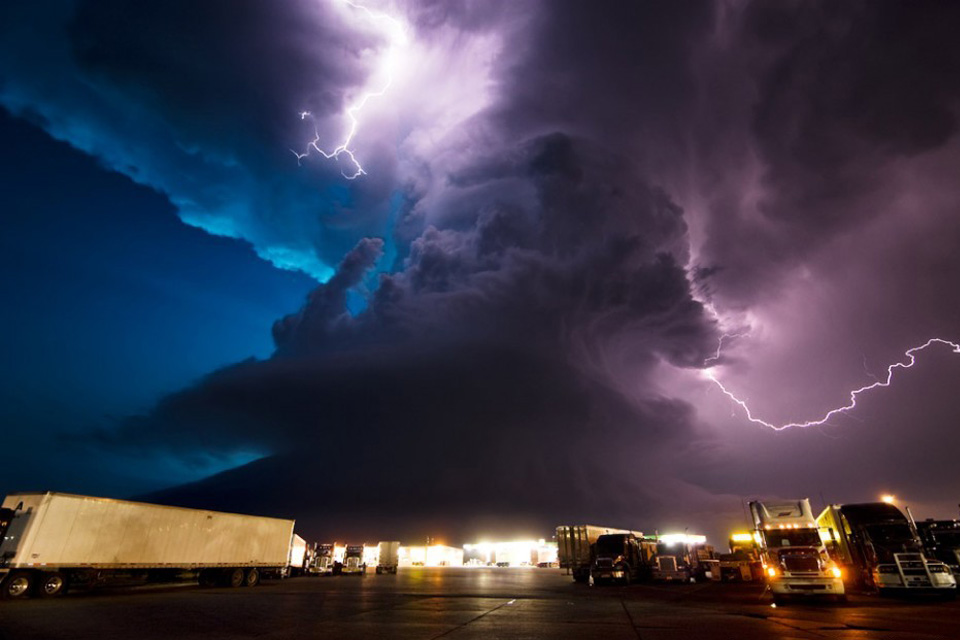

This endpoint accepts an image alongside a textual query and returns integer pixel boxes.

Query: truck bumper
[654,571,690,582]
[770,577,845,596]
[592,570,626,582]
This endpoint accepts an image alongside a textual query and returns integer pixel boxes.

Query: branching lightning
[293,0,408,179]
[703,337,960,431]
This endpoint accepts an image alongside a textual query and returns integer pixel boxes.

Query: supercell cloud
[2,0,959,540]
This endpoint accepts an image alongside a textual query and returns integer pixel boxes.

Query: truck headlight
[766,566,777,578]
[830,566,842,579]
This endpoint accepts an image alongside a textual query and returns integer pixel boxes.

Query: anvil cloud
[2,0,959,540]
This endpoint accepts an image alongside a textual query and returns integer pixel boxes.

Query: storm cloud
[4,0,960,541]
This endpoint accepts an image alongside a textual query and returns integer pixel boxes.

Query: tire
[38,572,67,598]
[225,568,245,588]
[376,566,382,575]
[3,571,35,599]
[244,568,260,588]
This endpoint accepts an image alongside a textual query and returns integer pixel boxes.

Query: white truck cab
[750,499,845,602]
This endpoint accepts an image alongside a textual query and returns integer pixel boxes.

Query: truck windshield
[931,530,960,548]
[595,537,625,558]
[763,529,821,548]
[864,524,915,546]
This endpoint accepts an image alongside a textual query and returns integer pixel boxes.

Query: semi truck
[719,532,762,582]
[376,541,400,574]
[817,502,956,596]
[917,519,960,573]
[0,492,294,599]
[342,544,367,575]
[749,499,845,602]
[556,524,641,583]
[309,543,344,576]
[590,532,655,584]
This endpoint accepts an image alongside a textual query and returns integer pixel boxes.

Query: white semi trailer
[376,541,400,574]
[288,534,308,577]
[0,492,295,599]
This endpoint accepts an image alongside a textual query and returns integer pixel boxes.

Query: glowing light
[830,566,843,579]
[293,0,409,179]
[730,533,754,543]
[766,566,777,578]
[881,494,896,504]
[657,533,707,546]
[704,338,960,431]
[462,539,556,566]
[398,544,463,567]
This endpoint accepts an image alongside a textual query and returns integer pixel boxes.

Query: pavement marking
[426,597,520,639]
[620,598,644,639]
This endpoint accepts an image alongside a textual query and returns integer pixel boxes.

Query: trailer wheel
[225,568,245,588]
[38,572,67,598]
[244,568,260,588]
[3,571,35,599]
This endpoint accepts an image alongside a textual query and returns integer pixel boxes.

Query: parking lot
[0,568,957,639]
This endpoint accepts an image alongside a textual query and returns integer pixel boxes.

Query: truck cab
[751,499,845,602]
[917,520,960,575]
[651,541,694,582]
[309,543,342,576]
[818,503,956,595]
[590,533,650,584]
[720,533,762,582]
[342,544,367,575]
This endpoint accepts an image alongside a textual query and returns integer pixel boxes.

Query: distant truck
[309,543,343,576]
[556,524,640,583]
[719,533,762,582]
[817,502,956,596]
[376,541,400,574]
[341,544,367,575]
[651,538,695,582]
[590,532,654,584]
[917,520,960,574]
[749,499,845,602]
[0,492,294,599]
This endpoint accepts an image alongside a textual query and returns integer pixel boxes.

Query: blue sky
[0,110,316,495]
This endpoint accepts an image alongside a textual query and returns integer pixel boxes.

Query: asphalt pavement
[1,568,957,639]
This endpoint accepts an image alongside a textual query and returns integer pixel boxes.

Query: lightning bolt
[292,0,409,179]
[703,337,960,431]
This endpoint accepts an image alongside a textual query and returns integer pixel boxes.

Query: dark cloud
[0,0,402,278]
[691,0,960,306]
[4,0,960,542]
[108,129,720,538]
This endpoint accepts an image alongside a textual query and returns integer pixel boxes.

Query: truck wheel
[244,568,260,587]
[226,568,245,588]
[3,571,35,599]
[38,572,67,598]
[376,566,382,575]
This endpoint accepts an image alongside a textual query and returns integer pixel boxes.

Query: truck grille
[783,556,819,572]
[658,557,677,572]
